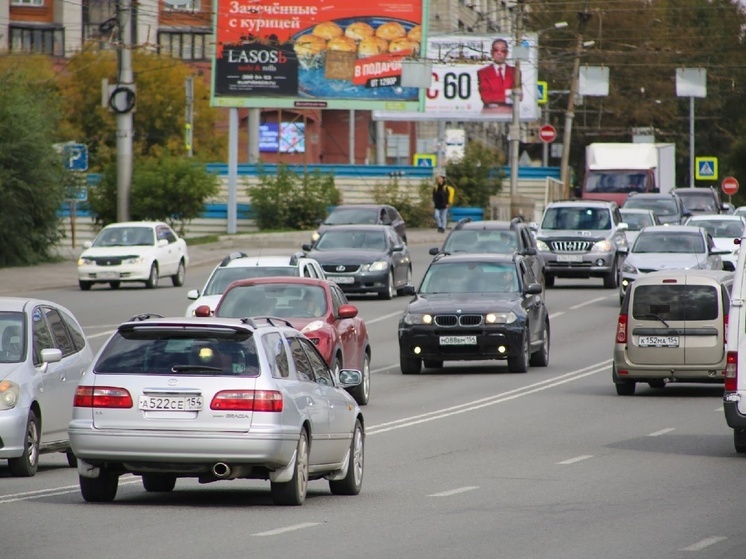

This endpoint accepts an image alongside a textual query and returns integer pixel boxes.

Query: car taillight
[210,390,283,412]
[725,352,738,392]
[74,386,133,408]
[616,314,628,344]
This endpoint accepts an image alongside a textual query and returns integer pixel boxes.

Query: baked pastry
[375,21,407,41]
[388,38,419,55]
[345,21,375,42]
[294,34,327,69]
[326,36,358,53]
[357,36,389,58]
[312,21,344,41]
[407,25,421,43]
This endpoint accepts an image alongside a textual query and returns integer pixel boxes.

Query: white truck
[580,142,676,207]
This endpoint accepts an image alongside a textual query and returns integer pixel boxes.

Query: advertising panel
[212,0,427,111]
[259,122,307,153]
[373,33,539,122]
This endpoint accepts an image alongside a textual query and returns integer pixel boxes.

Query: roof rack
[127,313,164,322]
[220,251,248,267]
[241,316,295,328]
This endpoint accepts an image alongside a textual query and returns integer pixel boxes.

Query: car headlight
[0,380,20,410]
[485,311,517,324]
[301,320,325,333]
[403,313,433,325]
[536,239,549,251]
[621,261,638,274]
[78,257,94,266]
[591,240,613,252]
[123,256,146,265]
[363,260,389,272]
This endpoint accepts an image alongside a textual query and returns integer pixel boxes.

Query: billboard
[211,0,427,111]
[373,33,540,122]
[259,122,306,153]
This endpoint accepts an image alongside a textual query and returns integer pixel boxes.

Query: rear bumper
[724,400,746,429]
[613,354,726,382]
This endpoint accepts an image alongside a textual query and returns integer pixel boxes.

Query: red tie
[498,67,503,80]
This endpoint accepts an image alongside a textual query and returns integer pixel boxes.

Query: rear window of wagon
[632,285,718,321]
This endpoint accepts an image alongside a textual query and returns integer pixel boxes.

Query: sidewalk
[1,228,447,294]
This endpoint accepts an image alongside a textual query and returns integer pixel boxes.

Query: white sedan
[77,221,189,290]
[683,214,745,272]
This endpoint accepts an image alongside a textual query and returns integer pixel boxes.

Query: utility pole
[115,0,134,222]
[185,77,194,157]
[559,1,591,198]
[508,0,523,197]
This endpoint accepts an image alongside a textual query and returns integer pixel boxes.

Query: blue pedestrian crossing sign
[413,153,436,167]
[695,156,718,181]
[537,81,548,105]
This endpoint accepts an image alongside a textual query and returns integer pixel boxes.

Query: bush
[445,141,505,208]
[372,176,434,228]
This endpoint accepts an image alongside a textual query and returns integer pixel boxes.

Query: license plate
[97,271,120,279]
[556,254,583,262]
[328,275,355,284]
[638,336,679,348]
[439,336,477,346]
[138,396,203,411]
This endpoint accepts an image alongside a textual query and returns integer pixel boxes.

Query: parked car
[397,253,549,374]
[682,214,746,272]
[185,251,325,316]
[534,200,629,288]
[68,314,364,505]
[312,204,407,244]
[614,270,732,396]
[77,221,189,291]
[725,236,746,452]
[620,225,730,303]
[673,186,728,215]
[620,208,661,247]
[302,224,412,299]
[202,277,372,405]
[622,192,691,225]
[0,297,94,476]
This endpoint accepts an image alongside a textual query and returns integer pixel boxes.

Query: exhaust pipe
[212,462,231,478]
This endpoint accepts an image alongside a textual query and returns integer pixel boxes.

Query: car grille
[549,240,593,252]
[434,314,483,327]
[92,257,126,266]
[323,264,360,273]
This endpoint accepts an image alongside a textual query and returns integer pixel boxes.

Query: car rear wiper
[636,313,670,328]
[171,365,224,373]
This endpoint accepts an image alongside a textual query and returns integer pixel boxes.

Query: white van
[723,237,746,452]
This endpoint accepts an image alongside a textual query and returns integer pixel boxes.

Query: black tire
[79,472,119,502]
[396,266,413,296]
[648,379,666,389]
[171,260,186,287]
[544,273,555,288]
[79,281,93,291]
[507,330,530,373]
[603,259,619,289]
[615,382,636,396]
[734,429,746,454]
[378,271,395,300]
[329,419,364,496]
[66,449,77,468]
[271,429,309,506]
[109,281,121,289]
[400,352,422,375]
[348,352,370,406]
[423,359,443,369]
[8,410,40,477]
[529,320,550,367]
[145,263,159,289]
[142,473,177,492]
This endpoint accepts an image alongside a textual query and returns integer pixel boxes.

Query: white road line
[548,311,565,319]
[680,536,727,551]
[252,523,320,537]
[428,486,479,497]
[557,455,593,465]
[87,330,116,339]
[647,428,676,437]
[569,296,608,310]
[0,478,139,504]
[715,406,724,412]
[365,311,404,325]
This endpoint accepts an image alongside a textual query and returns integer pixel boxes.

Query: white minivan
[723,237,746,452]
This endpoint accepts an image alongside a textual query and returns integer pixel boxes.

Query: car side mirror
[392,244,405,252]
[337,304,358,319]
[401,285,417,296]
[187,289,200,300]
[524,283,542,295]
[194,305,212,317]
[522,247,537,256]
[83,240,93,249]
[301,243,313,251]
[158,239,168,247]
[683,210,692,217]
[429,247,441,256]
[617,222,629,231]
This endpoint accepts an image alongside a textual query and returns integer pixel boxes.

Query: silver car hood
[626,252,705,270]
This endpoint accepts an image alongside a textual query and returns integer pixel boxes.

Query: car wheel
[507,330,530,373]
[348,352,370,406]
[145,263,159,289]
[603,258,619,288]
[171,260,186,287]
[615,382,636,396]
[142,473,177,492]
[8,410,40,477]
[544,273,555,288]
[648,379,666,389]
[271,429,309,506]
[400,351,422,375]
[329,419,364,496]
[734,429,746,453]
[79,472,119,502]
[379,271,395,300]
[529,320,550,367]
[396,266,413,296]
[66,450,77,468]
[109,281,121,289]
[79,281,93,291]
[423,359,443,369]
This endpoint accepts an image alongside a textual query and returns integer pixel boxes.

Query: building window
[10,25,64,56]
[158,30,210,61]
[163,0,202,11]
[11,0,45,5]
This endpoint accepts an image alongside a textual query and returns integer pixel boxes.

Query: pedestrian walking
[432,175,455,233]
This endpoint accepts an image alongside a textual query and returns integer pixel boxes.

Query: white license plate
[328,276,355,284]
[97,271,120,279]
[638,336,679,348]
[439,336,477,346]
[556,254,583,262]
[138,396,203,411]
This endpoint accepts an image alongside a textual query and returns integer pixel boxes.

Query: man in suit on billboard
[477,38,514,109]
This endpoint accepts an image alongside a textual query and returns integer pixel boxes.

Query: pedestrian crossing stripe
[695,157,718,180]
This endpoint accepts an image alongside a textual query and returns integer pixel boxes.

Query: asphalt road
[1,234,743,559]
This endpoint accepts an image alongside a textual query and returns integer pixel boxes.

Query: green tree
[444,141,504,208]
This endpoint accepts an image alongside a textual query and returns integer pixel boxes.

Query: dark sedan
[302,225,412,299]
[311,204,408,244]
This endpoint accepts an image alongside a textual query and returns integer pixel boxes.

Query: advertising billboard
[259,122,306,153]
[373,33,539,122]
[211,0,427,111]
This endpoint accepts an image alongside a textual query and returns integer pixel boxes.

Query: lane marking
[88,330,116,339]
[570,296,608,310]
[0,477,139,504]
[557,455,593,465]
[252,523,320,536]
[428,486,479,497]
[548,311,565,319]
[365,311,404,325]
[715,406,724,412]
[647,428,676,437]
[680,536,727,551]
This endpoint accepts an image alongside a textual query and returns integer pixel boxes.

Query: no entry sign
[722,176,739,196]
[539,124,557,143]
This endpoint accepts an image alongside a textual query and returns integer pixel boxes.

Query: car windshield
[541,207,611,230]
[585,171,648,194]
[678,192,718,212]
[315,230,387,251]
[95,331,260,377]
[325,208,379,225]
[632,232,705,254]
[93,227,154,247]
[420,262,519,294]
[687,220,744,238]
[443,230,518,253]
[203,267,297,296]
[621,212,655,231]
[0,313,25,364]
[623,198,679,216]
[217,284,328,318]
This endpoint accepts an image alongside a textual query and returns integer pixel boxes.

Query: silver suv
[535,200,629,288]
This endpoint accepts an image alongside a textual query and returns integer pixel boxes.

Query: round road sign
[722,176,739,196]
[539,124,557,143]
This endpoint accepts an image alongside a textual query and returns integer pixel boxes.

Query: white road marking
[557,455,593,465]
[548,311,565,319]
[715,406,724,412]
[87,329,116,339]
[252,523,320,536]
[365,311,404,325]
[680,536,727,551]
[570,296,608,310]
[647,428,676,437]
[0,477,139,504]
[428,486,479,497]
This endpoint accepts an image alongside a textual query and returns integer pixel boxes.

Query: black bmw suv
[398,253,550,375]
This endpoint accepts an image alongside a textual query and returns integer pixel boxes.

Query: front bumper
[540,250,616,277]
[0,406,31,459]
[78,262,152,283]
[326,270,390,295]
[398,324,525,361]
